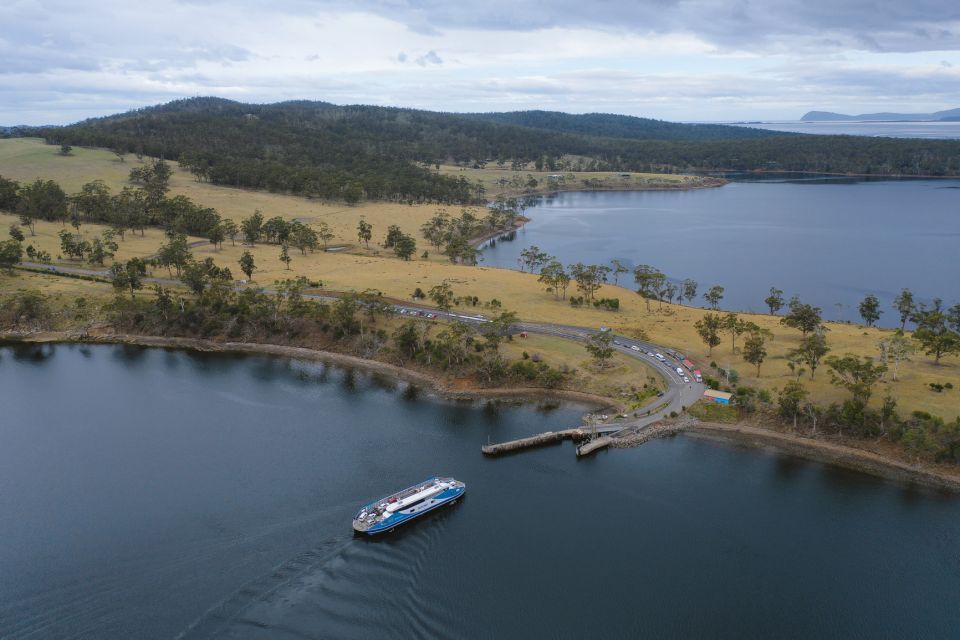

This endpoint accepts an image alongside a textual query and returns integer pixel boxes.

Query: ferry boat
[352,477,465,535]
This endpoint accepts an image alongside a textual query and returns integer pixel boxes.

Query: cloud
[1,0,960,124]
[415,50,442,66]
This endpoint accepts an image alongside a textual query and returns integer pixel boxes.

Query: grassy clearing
[436,163,698,197]
[499,333,664,400]
[0,138,453,248]
[2,138,956,418]
[688,400,739,423]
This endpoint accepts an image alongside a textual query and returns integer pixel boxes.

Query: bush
[592,297,620,311]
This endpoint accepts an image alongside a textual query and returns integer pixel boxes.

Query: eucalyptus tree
[357,219,373,248]
[743,331,768,376]
[781,299,823,336]
[694,313,723,355]
[239,251,256,281]
[858,294,882,327]
[703,285,725,310]
[892,288,915,330]
[610,259,629,286]
[538,261,571,300]
[570,263,610,301]
[765,287,784,315]
[789,332,830,380]
[682,278,698,306]
[585,331,615,368]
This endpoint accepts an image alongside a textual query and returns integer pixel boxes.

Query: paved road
[17,261,705,428]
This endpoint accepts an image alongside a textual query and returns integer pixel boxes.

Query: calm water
[482,181,960,324]
[728,120,960,139]
[2,344,959,638]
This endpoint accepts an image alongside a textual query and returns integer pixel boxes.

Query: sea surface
[2,343,959,639]
[726,120,960,139]
[481,179,960,325]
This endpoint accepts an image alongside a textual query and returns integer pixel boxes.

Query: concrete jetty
[481,428,587,456]
[575,436,613,457]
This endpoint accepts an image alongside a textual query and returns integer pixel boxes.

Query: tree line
[25,97,960,212]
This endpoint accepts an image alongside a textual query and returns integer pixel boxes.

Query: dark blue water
[481,181,960,325]
[2,343,959,639]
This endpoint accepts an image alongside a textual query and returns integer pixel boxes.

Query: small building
[703,389,733,405]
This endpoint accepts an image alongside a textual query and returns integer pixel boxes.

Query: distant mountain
[802,108,960,122]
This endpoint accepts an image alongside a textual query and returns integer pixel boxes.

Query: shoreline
[0,330,620,411]
[494,175,727,201]
[3,331,958,491]
[685,422,960,492]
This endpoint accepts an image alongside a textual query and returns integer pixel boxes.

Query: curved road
[18,261,705,429]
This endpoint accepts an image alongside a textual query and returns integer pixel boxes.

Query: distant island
[802,107,960,122]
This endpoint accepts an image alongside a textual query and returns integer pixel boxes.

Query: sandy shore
[686,422,960,492]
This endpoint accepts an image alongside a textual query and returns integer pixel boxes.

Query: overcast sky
[3,0,960,125]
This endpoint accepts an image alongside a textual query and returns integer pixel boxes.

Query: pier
[481,428,588,455]
[575,436,613,457]
[483,418,695,458]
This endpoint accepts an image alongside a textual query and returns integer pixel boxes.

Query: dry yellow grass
[436,163,695,196]
[0,138,458,248]
[3,138,956,418]
[499,333,664,400]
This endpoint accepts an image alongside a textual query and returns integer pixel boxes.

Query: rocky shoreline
[685,422,960,492]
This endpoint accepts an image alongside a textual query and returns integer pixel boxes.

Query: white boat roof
[385,481,450,513]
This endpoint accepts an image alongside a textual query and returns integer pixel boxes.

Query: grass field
[436,162,699,197]
[2,138,957,419]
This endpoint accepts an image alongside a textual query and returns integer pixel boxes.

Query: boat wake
[186,513,458,639]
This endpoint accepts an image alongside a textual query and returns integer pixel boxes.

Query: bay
[1,344,959,638]
[481,180,960,325]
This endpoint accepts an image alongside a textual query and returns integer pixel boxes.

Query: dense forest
[21,98,960,204]
[465,110,782,141]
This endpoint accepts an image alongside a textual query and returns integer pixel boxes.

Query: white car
[630,345,641,352]
[676,367,684,375]
[683,376,691,383]
[655,353,665,361]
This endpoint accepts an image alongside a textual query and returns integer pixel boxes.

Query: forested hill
[27,98,960,204]
[465,110,780,140]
